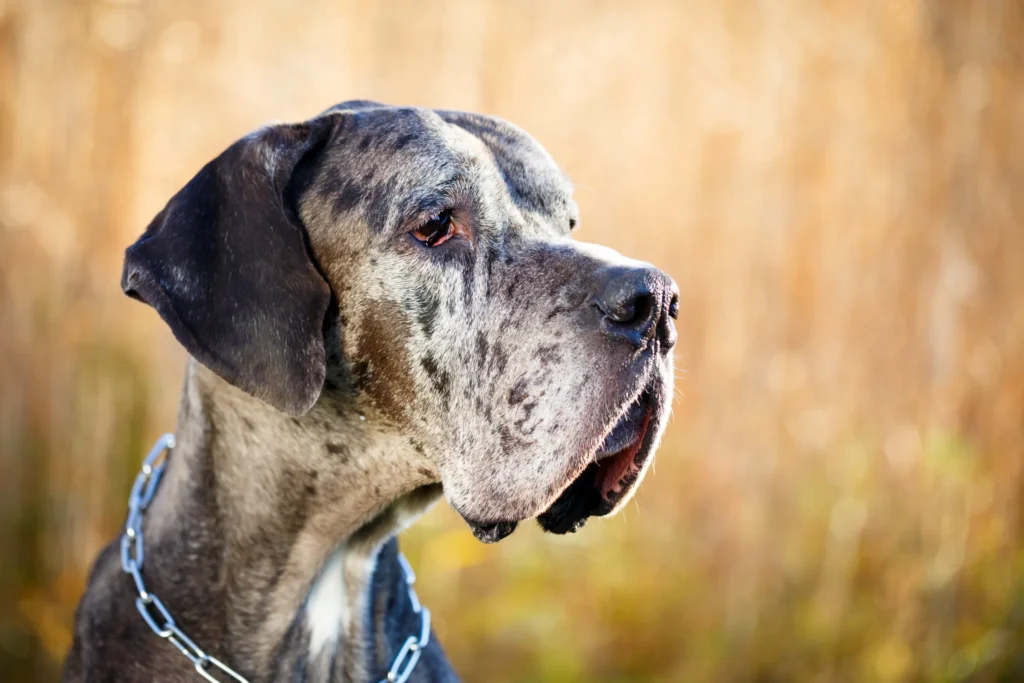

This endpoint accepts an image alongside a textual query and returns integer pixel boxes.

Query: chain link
[378,556,432,683]
[122,433,430,683]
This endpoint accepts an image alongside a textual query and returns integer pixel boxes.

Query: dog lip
[464,518,519,544]
[594,398,654,507]
[536,379,662,534]
[594,393,650,460]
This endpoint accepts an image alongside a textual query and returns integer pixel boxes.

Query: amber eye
[411,210,455,247]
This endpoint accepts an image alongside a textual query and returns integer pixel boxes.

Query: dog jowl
[122,101,678,543]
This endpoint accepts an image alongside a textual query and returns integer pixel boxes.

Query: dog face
[123,102,677,541]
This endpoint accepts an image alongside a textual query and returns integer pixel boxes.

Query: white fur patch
[305,544,349,659]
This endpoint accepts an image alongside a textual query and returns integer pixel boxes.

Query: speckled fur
[300,104,675,526]
[64,101,675,683]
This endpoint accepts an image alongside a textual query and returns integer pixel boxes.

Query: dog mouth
[463,376,665,544]
[535,381,660,535]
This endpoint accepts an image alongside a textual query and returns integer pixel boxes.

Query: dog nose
[593,265,678,351]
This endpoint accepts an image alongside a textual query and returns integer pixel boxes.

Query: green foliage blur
[2,1,1023,681]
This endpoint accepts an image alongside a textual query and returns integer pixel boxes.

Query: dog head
[123,101,677,541]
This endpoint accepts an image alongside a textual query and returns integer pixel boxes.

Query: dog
[63,101,678,682]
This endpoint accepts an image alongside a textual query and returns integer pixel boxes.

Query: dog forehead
[316,103,576,225]
[437,109,576,219]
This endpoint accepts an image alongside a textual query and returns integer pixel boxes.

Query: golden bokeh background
[2,1,1023,681]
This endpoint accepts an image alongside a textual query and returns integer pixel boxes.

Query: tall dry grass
[2,1,1023,681]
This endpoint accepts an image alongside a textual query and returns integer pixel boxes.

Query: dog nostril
[668,293,679,320]
[602,291,655,327]
[631,292,656,327]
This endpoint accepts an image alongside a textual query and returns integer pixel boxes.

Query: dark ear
[122,115,341,416]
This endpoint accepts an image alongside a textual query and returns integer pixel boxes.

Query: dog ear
[122,115,342,416]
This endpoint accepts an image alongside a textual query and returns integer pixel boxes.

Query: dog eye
[411,210,455,247]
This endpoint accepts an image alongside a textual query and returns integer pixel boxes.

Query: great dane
[63,101,677,682]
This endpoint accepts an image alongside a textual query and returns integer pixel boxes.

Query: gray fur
[64,102,677,682]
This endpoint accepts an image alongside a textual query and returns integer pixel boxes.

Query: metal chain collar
[121,433,431,683]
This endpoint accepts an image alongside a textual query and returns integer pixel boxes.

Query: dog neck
[140,359,442,680]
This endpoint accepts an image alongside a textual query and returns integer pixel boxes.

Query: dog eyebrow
[391,173,468,231]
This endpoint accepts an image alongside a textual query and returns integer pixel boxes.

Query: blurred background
[2,0,1023,681]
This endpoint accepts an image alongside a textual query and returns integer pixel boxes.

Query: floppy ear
[122,115,341,416]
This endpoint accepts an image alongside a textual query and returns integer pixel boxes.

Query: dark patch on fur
[490,343,508,375]
[332,181,362,215]
[504,274,521,298]
[508,377,529,406]
[319,171,344,198]
[473,395,492,421]
[414,290,440,338]
[484,244,499,299]
[499,423,531,455]
[420,354,451,404]
[420,354,438,378]
[537,344,561,367]
[475,331,488,362]
[350,359,371,392]
[434,370,451,404]
[365,176,398,233]
[514,400,539,434]
[461,260,476,307]
[354,300,415,422]
[325,441,349,458]
[394,133,414,150]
